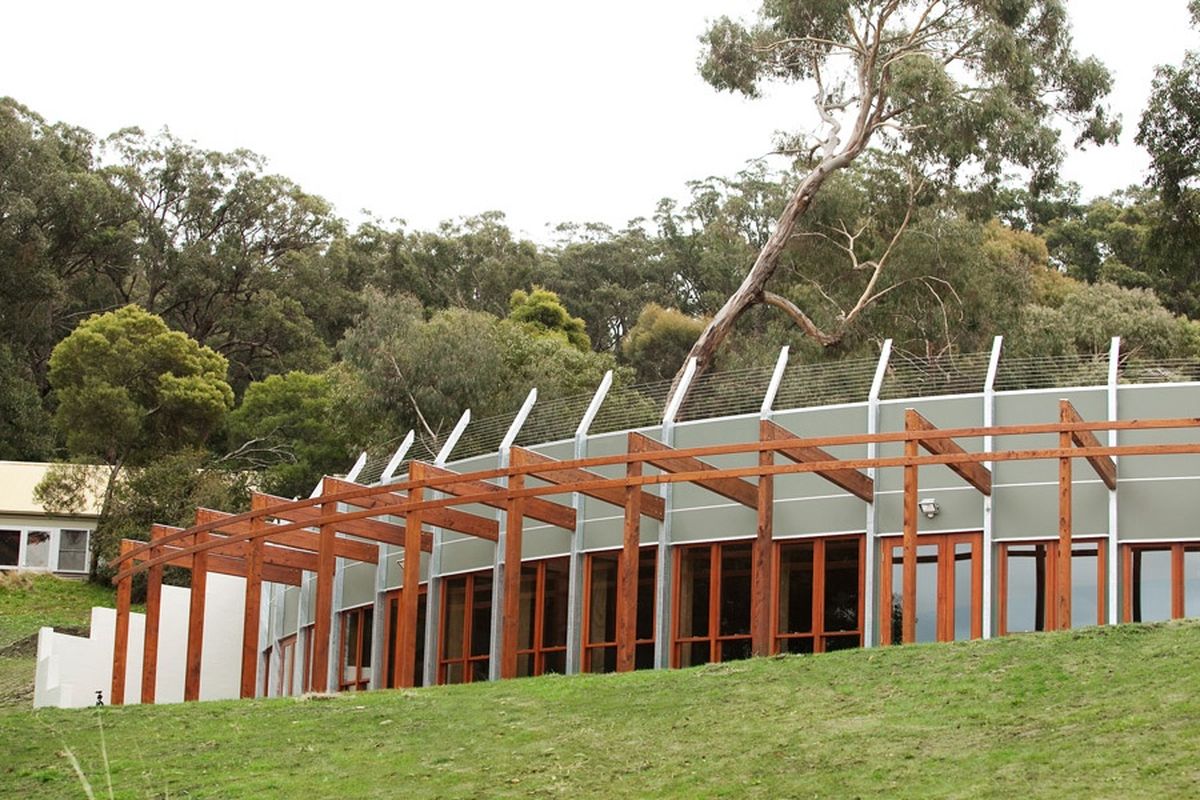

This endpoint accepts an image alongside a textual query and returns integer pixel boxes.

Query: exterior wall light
[919,498,940,519]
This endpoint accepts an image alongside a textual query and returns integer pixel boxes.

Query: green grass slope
[3,622,1199,798]
[0,574,119,709]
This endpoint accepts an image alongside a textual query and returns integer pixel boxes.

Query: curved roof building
[34,338,1200,706]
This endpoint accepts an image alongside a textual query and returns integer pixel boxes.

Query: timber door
[879,532,982,645]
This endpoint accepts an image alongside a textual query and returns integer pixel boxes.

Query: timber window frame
[383,585,427,688]
[1122,542,1200,622]
[581,546,657,673]
[672,541,754,667]
[997,538,1106,634]
[338,604,374,691]
[515,557,570,678]
[277,634,297,697]
[438,570,492,684]
[771,534,865,655]
[879,531,983,646]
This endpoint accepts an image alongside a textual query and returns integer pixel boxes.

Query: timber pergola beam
[510,445,666,520]
[1061,400,1118,489]
[193,510,320,572]
[905,409,993,495]
[420,462,577,530]
[761,419,874,502]
[322,476,500,541]
[628,431,758,508]
[251,492,430,552]
[197,507,380,564]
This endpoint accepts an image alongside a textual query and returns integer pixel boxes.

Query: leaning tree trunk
[666,147,860,408]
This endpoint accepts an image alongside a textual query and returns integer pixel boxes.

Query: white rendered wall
[34,573,246,708]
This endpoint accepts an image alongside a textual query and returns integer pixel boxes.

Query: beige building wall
[0,461,102,575]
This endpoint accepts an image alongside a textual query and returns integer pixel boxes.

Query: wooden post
[500,462,525,680]
[752,420,774,655]
[1058,400,1073,630]
[902,410,919,644]
[184,530,208,702]
[398,463,424,688]
[311,501,337,694]
[1171,543,1185,619]
[110,540,135,706]
[616,453,642,672]
[140,529,164,704]
[239,516,265,698]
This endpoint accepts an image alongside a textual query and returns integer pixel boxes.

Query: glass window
[1070,545,1101,628]
[516,557,569,678]
[24,531,50,568]
[469,576,492,658]
[777,542,814,637]
[1133,549,1172,623]
[824,538,860,635]
[674,542,754,667]
[718,544,752,637]
[440,571,492,685]
[1004,545,1050,633]
[0,531,18,566]
[58,530,90,572]
[677,546,711,640]
[1186,550,1200,617]
[583,548,657,674]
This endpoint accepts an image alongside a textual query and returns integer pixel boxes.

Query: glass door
[879,532,982,645]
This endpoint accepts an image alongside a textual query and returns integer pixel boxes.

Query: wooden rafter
[322,476,499,541]
[510,446,666,520]
[420,463,577,530]
[134,529,304,586]
[1061,400,1118,490]
[251,492,424,551]
[761,420,874,502]
[905,410,992,495]
[628,432,758,508]
[197,507,379,564]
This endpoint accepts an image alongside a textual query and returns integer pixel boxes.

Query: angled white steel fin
[760,346,790,418]
[380,430,416,483]
[344,451,368,483]
[663,357,698,427]
[575,371,613,440]
[869,339,892,402]
[434,410,472,466]
[500,388,538,452]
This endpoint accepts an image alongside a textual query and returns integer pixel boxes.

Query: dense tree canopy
[48,305,233,466]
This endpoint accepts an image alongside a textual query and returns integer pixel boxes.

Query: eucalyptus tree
[672,0,1118,401]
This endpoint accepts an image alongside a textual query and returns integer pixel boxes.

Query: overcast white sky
[3,1,1195,239]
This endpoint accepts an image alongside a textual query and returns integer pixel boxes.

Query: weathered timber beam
[251,492,418,549]
[420,463,576,530]
[905,410,992,495]
[628,432,758,508]
[198,507,378,564]
[194,511,320,571]
[1061,401,1118,490]
[136,527,303,585]
[510,446,666,520]
[322,476,499,540]
[762,420,874,502]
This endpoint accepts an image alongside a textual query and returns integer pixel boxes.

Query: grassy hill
[0,573,119,709]
[2,620,1199,798]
